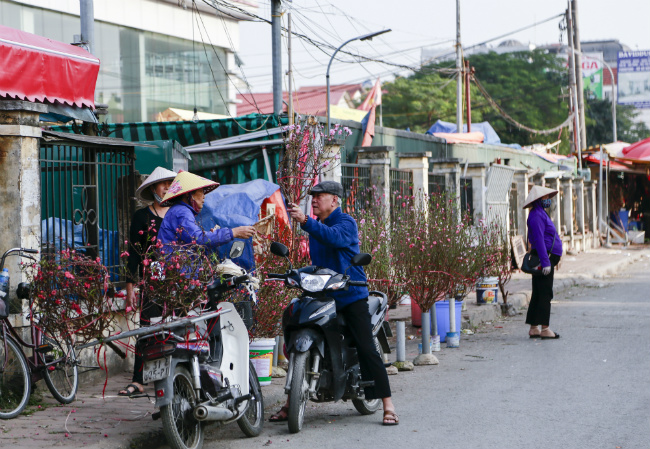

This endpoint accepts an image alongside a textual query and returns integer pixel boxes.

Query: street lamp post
[326,29,391,133]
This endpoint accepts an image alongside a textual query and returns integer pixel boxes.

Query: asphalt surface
[162,253,650,449]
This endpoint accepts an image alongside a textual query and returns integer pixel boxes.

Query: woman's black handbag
[522,234,556,276]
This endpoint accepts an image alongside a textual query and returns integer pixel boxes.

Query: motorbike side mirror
[350,253,372,267]
[229,241,245,259]
[270,242,289,258]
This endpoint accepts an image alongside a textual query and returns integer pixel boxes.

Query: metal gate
[389,168,413,218]
[485,164,516,233]
[341,163,371,214]
[40,131,138,281]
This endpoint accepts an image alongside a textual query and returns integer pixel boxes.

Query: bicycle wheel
[42,336,78,404]
[0,335,31,419]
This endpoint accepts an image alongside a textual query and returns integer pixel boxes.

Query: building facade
[0,0,256,122]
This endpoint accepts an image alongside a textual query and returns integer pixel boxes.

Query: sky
[236,0,650,93]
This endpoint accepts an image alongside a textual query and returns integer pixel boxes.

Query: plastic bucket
[476,277,499,304]
[249,338,275,386]
[433,301,462,343]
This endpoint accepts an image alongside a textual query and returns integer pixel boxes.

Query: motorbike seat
[367,292,387,315]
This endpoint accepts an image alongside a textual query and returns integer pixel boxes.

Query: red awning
[621,137,650,160]
[0,25,99,109]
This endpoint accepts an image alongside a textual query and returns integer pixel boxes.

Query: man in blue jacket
[269,181,398,426]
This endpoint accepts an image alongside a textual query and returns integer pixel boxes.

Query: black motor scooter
[267,242,392,433]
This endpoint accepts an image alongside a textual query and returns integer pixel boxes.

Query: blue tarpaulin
[426,120,502,145]
[196,180,281,272]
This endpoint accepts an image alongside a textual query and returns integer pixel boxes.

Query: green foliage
[382,71,482,133]
[383,50,573,152]
[585,98,650,146]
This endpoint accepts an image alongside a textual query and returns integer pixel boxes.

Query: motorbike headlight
[325,280,347,291]
[309,302,335,319]
[300,274,331,292]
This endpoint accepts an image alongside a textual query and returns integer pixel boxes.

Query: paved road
[172,255,650,449]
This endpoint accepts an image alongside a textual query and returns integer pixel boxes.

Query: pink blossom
[64,271,75,279]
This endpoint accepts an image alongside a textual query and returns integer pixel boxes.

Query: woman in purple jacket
[523,186,563,339]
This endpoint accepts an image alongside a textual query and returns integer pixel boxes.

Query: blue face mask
[540,198,552,208]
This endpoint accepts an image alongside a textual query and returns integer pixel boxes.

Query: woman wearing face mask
[523,186,563,339]
[120,167,176,397]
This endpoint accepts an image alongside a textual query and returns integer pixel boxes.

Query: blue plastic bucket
[476,277,499,304]
[433,300,462,343]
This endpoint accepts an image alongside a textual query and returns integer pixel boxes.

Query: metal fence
[428,174,446,194]
[389,168,413,217]
[40,133,136,282]
[341,163,372,214]
[460,177,474,221]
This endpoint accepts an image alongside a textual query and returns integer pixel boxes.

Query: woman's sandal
[540,332,560,340]
[382,410,399,426]
[269,406,289,422]
[118,383,144,397]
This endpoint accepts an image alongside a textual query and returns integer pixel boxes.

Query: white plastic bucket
[249,338,275,386]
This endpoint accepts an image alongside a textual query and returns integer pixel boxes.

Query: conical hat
[522,185,558,209]
[160,171,220,207]
[135,167,177,202]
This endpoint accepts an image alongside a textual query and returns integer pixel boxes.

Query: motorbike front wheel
[287,350,311,434]
[160,366,204,449]
[237,361,264,437]
[352,336,383,415]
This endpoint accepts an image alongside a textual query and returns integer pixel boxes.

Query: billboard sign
[562,52,604,99]
[581,53,603,100]
[617,50,650,109]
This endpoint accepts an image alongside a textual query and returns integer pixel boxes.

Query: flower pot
[476,277,499,304]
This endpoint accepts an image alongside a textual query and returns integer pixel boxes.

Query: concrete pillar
[588,181,599,248]
[547,177,562,234]
[0,100,45,326]
[357,146,393,223]
[574,178,585,252]
[320,138,344,185]
[464,163,487,223]
[397,152,431,208]
[561,178,574,250]
[513,170,529,239]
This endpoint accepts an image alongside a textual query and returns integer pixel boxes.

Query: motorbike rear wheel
[352,336,383,415]
[237,361,264,437]
[160,366,204,449]
[288,350,311,434]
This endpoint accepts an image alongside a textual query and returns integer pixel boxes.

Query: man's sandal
[382,410,399,426]
[118,383,144,397]
[269,406,289,422]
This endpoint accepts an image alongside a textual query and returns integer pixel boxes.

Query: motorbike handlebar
[348,280,368,287]
[233,274,249,285]
[266,273,287,280]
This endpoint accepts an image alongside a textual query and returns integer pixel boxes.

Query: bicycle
[0,247,79,419]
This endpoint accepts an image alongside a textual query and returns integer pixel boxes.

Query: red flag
[361,106,376,147]
[358,78,381,111]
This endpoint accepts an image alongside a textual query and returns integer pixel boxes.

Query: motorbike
[134,241,263,449]
[267,241,392,433]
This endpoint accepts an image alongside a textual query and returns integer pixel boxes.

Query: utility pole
[464,60,473,132]
[456,0,463,133]
[572,0,587,150]
[287,12,293,125]
[271,0,283,116]
[566,7,582,168]
[79,0,94,55]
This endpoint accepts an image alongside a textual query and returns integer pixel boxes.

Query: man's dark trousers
[338,298,391,400]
